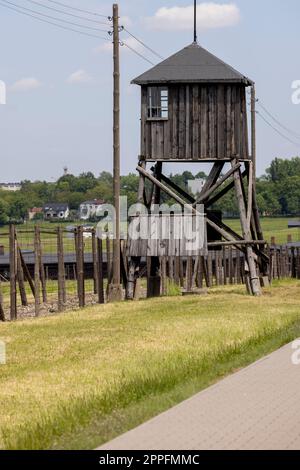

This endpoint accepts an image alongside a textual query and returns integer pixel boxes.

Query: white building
[0,183,21,192]
[187,179,206,197]
[79,199,104,220]
[43,203,70,220]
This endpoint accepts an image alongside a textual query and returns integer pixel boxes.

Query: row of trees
[0,157,299,225]
[213,157,300,216]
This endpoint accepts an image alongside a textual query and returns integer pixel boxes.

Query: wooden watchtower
[127,41,268,298]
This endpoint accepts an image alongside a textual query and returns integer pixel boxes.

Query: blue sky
[0,0,299,181]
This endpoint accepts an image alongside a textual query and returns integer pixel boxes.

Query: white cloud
[94,41,113,53]
[66,69,93,84]
[144,3,240,32]
[10,77,42,92]
[120,15,132,28]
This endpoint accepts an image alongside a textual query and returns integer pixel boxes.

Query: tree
[121,174,139,207]
[8,196,28,222]
[0,200,9,225]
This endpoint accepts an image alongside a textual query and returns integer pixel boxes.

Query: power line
[2,1,160,66]
[45,0,109,19]
[25,0,111,26]
[257,99,300,140]
[1,0,110,33]
[0,1,110,40]
[257,111,300,148]
[122,27,164,60]
[120,41,155,66]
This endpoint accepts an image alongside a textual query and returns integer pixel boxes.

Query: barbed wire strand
[257,110,300,148]
[121,27,163,60]
[257,99,300,140]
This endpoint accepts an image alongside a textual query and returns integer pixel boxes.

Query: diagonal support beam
[199,161,224,197]
[206,170,247,208]
[151,169,195,204]
[137,165,242,249]
[195,163,241,206]
[231,159,261,296]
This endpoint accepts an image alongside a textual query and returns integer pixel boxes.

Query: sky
[0,0,299,182]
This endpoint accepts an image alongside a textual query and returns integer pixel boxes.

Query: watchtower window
[147,87,168,120]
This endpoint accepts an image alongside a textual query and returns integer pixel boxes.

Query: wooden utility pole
[34,226,41,317]
[9,225,17,320]
[194,0,197,43]
[251,85,257,184]
[108,3,122,302]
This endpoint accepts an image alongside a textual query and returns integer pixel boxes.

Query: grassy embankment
[0,279,299,450]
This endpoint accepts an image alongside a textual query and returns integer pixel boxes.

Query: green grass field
[0,279,299,450]
[226,217,300,245]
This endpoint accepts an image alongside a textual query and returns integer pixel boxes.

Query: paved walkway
[99,340,300,450]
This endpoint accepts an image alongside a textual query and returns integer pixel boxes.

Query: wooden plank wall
[141,84,249,161]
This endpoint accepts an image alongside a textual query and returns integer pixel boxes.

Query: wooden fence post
[223,247,227,285]
[106,234,112,292]
[160,257,167,295]
[196,256,204,288]
[228,247,233,285]
[76,226,85,308]
[0,279,5,322]
[207,252,213,287]
[9,225,17,321]
[17,246,28,307]
[174,256,180,286]
[39,231,47,304]
[97,237,105,304]
[34,226,41,317]
[57,226,66,311]
[92,229,98,295]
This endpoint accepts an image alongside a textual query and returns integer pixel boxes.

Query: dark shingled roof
[43,203,69,212]
[132,43,253,86]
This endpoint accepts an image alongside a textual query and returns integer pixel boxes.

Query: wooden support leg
[34,226,41,317]
[39,238,47,305]
[126,160,146,300]
[0,279,5,322]
[147,162,162,298]
[244,161,269,277]
[9,225,17,321]
[97,237,105,304]
[92,230,98,295]
[232,160,261,296]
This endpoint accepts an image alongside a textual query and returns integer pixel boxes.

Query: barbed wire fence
[0,225,300,321]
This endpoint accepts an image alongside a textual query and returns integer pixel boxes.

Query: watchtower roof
[132,42,253,86]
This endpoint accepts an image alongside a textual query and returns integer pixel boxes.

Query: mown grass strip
[0,280,299,450]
